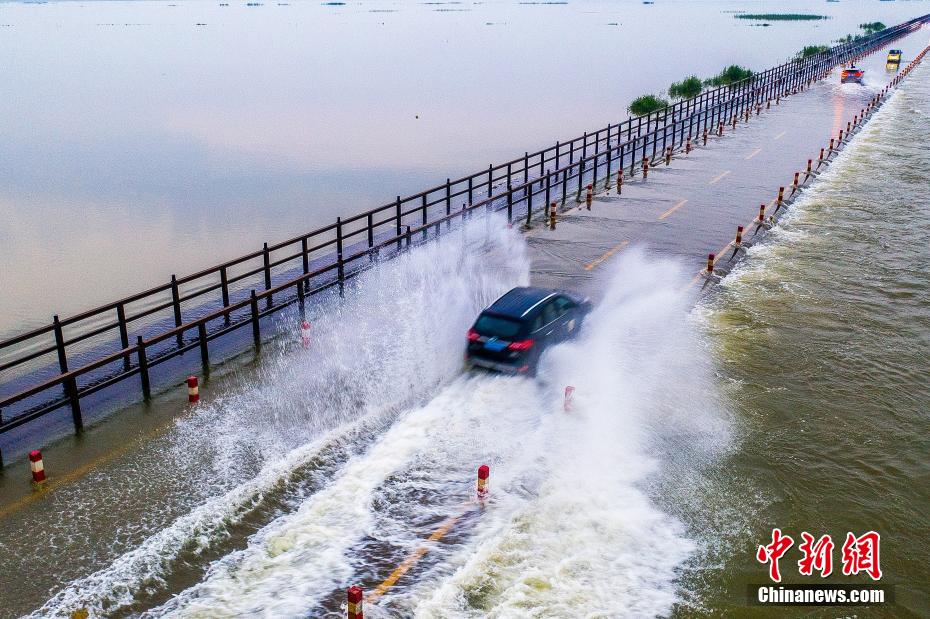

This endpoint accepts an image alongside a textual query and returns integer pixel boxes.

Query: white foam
[29,212,530,618]
[393,249,729,617]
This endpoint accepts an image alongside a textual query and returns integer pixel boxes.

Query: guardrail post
[197,322,209,375]
[395,196,403,250]
[367,213,374,248]
[421,194,428,232]
[545,170,551,206]
[467,175,474,205]
[523,152,529,184]
[136,335,151,400]
[220,266,231,325]
[445,179,452,217]
[53,315,82,431]
[117,303,130,371]
[605,145,612,189]
[171,274,183,348]
[336,217,345,295]
[575,159,584,202]
[561,169,568,205]
[487,165,493,198]
[555,141,560,169]
[506,185,513,221]
[581,132,588,161]
[297,279,307,320]
[250,290,261,349]
[262,242,272,309]
[525,183,533,227]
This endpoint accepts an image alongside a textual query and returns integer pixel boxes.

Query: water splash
[28,213,529,618]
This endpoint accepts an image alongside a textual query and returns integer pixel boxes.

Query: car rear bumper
[466,356,530,374]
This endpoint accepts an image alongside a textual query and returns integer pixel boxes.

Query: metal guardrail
[1,14,926,464]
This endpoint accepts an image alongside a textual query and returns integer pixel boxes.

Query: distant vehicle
[465,286,592,375]
[841,66,864,84]
[887,49,902,63]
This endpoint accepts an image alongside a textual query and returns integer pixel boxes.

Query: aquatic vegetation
[628,94,669,116]
[735,13,829,21]
[668,76,703,99]
[704,65,754,87]
[797,44,830,59]
[859,21,886,34]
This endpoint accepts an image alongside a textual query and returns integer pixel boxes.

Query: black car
[465,286,592,374]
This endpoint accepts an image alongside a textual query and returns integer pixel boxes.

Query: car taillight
[507,339,535,351]
[467,328,480,342]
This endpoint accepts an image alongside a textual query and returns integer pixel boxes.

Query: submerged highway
[1,24,929,619]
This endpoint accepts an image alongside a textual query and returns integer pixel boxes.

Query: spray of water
[400,249,731,618]
[28,213,529,618]
[136,248,731,618]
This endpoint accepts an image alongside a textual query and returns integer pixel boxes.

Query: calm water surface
[2,0,927,334]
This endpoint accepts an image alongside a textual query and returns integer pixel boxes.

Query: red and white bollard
[758,203,766,223]
[735,225,744,247]
[347,585,364,619]
[300,320,311,348]
[564,386,575,412]
[706,253,715,276]
[585,184,593,210]
[477,464,489,498]
[187,376,199,404]
[29,450,46,484]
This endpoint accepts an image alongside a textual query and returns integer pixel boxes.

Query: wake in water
[30,235,732,618]
[28,213,529,618]
[401,249,731,618]
[125,248,731,618]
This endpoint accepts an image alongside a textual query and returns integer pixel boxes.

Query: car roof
[485,286,560,319]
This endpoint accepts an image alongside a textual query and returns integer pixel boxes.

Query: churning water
[13,217,734,617]
[691,57,930,616]
[16,214,530,617]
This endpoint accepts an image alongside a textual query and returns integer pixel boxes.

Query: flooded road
[694,57,930,616]
[2,4,930,618]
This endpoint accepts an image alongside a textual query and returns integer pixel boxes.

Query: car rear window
[474,314,523,338]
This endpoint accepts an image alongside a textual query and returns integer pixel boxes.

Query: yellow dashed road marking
[658,199,689,221]
[584,240,630,271]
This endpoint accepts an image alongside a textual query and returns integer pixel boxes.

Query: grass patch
[735,13,828,21]
[704,65,754,87]
[797,44,830,59]
[668,75,702,99]
[628,94,669,116]
[859,21,886,34]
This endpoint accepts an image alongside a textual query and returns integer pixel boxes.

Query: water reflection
[1,0,924,334]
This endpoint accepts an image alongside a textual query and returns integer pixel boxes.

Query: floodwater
[692,62,930,616]
[2,2,930,618]
[2,0,928,336]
